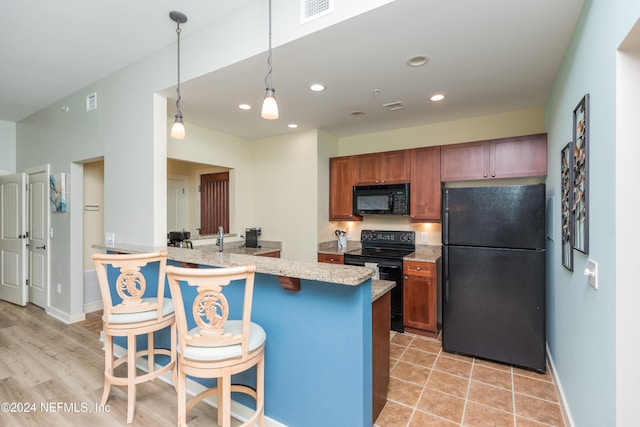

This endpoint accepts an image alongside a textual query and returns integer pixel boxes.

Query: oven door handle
[377,264,402,270]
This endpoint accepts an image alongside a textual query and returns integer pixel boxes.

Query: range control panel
[361,230,415,245]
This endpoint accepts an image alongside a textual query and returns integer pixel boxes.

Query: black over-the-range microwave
[352,183,410,215]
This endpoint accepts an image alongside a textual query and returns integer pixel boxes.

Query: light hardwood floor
[0,302,240,427]
[2,302,565,426]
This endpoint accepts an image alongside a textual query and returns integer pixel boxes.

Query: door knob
[36,245,46,250]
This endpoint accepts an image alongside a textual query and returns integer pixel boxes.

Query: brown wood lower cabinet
[403,260,440,338]
[372,291,390,422]
[317,253,344,264]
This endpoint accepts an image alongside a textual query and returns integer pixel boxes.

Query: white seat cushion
[105,297,174,324]
[182,320,266,361]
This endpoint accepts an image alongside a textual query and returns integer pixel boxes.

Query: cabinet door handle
[483,173,488,178]
[491,173,496,177]
[416,267,421,271]
[404,275,408,280]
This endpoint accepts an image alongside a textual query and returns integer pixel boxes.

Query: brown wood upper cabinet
[353,150,411,185]
[410,146,441,222]
[329,156,362,221]
[441,133,547,182]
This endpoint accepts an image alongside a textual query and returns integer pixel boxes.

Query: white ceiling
[2,0,584,140]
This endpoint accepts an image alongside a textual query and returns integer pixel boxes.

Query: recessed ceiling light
[407,55,429,67]
[288,123,298,129]
[238,104,252,110]
[310,83,326,92]
[430,94,445,102]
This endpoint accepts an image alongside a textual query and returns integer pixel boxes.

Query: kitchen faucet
[216,226,224,252]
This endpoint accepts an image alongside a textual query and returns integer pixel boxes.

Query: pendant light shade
[170,113,185,139]
[170,11,187,139]
[261,0,278,120]
[262,88,278,120]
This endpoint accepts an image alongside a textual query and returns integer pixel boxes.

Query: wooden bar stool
[166,264,265,427]
[93,251,177,423]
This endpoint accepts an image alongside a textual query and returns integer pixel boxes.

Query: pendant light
[261,0,278,120]
[170,11,188,139]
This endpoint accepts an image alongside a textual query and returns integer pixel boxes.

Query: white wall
[338,108,545,155]
[615,17,640,427]
[250,130,320,260]
[317,130,340,244]
[544,1,640,425]
[0,120,16,174]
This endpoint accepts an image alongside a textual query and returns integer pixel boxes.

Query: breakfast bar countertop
[93,243,375,287]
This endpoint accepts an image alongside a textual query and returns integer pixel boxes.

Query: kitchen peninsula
[93,243,394,427]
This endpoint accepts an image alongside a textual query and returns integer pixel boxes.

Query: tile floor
[375,331,566,427]
[77,313,565,427]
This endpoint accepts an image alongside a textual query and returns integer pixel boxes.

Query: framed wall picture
[561,143,573,271]
[50,173,67,212]
[572,94,589,254]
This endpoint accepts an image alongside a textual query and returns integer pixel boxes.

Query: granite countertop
[371,279,395,302]
[93,243,375,287]
[404,245,442,263]
[318,241,442,263]
[317,240,360,256]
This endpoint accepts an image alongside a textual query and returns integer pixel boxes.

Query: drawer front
[318,253,344,264]
[403,260,433,277]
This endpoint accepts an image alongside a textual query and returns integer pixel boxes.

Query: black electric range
[344,230,415,332]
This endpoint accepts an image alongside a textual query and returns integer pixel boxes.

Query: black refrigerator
[442,184,546,372]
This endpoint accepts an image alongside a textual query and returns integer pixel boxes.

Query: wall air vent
[86,92,97,112]
[382,101,405,111]
[300,0,334,24]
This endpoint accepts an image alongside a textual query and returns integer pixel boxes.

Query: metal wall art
[560,143,573,271]
[572,94,589,254]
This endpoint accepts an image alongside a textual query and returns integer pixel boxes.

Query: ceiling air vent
[300,0,334,24]
[86,92,97,112]
[382,101,405,111]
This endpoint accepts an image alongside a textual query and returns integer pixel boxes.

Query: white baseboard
[46,306,86,324]
[547,344,575,427]
[109,341,286,427]
[83,300,103,313]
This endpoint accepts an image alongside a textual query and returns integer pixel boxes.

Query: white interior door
[0,173,28,306]
[27,168,49,308]
[167,177,188,232]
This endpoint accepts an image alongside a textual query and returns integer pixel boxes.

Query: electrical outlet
[583,259,598,290]
[56,283,62,294]
[105,232,114,247]
[420,232,428,243]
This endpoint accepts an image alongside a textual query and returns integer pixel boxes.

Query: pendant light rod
[261,0,278,119]
[170,11,188,139]
[265,0,273,91]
